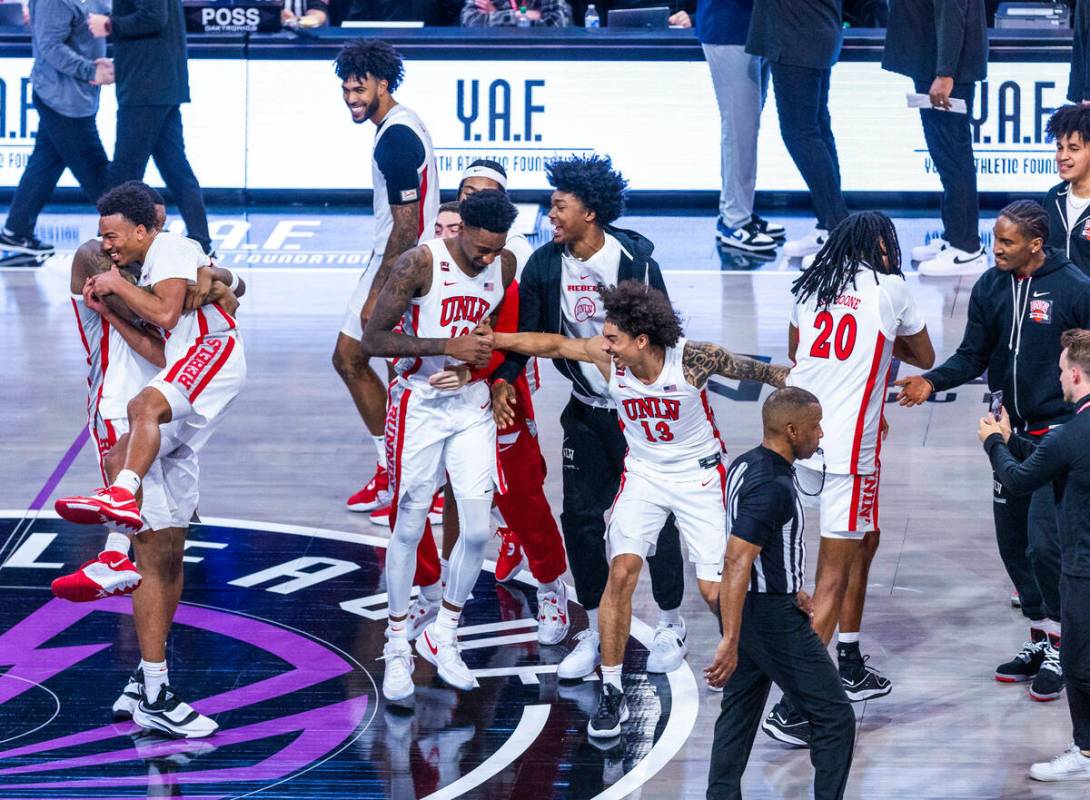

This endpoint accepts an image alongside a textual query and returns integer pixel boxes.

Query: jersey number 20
[810,312,857,361]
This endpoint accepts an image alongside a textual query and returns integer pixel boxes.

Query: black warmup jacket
[110,0,189,107]
[881,0,988,84]
[492,226,667,399]
[925,249,1090,430]
[1044,181,1090,276]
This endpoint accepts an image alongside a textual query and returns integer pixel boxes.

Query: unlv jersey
[395,239,505,399]
[788,267,925,475]
[609,338,724,478]
[372,104,440,262]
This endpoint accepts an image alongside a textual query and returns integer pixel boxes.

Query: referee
[706,387,855,800]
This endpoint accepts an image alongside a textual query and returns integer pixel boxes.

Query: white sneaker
[782,228,828,258]
[646,619,688,673]
[911,237,948,262]
[1029,744,1090,782]
[112,668,144,719]
[407,596,439,641]
[380,637,416,702]
[918,245,988,277]
[536,584,570,646]
[557,629,600,680]
[800,253,817,270]
[416,622,477,691]
[132,686,219,739]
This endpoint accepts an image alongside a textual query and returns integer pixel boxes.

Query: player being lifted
[764,211,934,747]
[362,190,517,702]
[494,281,789,737]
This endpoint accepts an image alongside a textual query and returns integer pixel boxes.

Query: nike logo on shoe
[953,254,983,264]
[424,631,439,655]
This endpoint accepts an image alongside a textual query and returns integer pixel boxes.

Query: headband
[460,165,508,189]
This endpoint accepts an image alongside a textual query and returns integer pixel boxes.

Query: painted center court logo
[0,514,696,798]
[573,296,597,323]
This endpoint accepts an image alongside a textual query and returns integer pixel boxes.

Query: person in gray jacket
[0,0,113,258]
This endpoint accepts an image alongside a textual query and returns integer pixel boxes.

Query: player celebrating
[764,211,934,746]
[362,190,517,702]
[494,281,789,737]
[333,40,440,517]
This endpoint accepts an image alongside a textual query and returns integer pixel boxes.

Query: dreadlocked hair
[791,211,903,309]
[999,200,1049,242]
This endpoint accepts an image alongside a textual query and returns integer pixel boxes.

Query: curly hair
[334,40,404,91]
[546,155,627,225]
[1046,104,1090,145]
[460,189,518,234]
[96,182,158,230]
[601,280,683,348]
[1000,200,1049,242]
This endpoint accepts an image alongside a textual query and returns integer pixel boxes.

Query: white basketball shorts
[795,464,880,540]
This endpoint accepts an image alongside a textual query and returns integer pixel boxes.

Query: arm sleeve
[933,0,969,79]
[730,479,787,549]
[985,430,1068,496]
[111,0,168,39]
[36,0,96,80]
[374,126,426,205]
[924,280,994,392]
[492,252,542,384]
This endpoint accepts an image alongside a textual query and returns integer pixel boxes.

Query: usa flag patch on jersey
[483,282,494,291]
[663,383,677,392]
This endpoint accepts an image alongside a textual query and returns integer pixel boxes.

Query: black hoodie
[1044,180,1090,276]
[492,225,667,399]
[925,248,1090,430]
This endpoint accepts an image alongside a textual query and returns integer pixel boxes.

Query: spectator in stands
[435,201,463,238]
[88,0,213,255]
[283,0,329,27]
[0,0,113,258]
[461,0,571,26]
[569,1,692,26]
[341,0,460,25]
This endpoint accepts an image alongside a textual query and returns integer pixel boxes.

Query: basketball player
[491,154,691,681]
[361,189,517,701]
[409,161,570,648]
[493,281,789,737]
[333,41,440,517]
[764,211,934,747]
[435,201,463,239]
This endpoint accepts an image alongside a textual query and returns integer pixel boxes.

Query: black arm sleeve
[985,432,1068,497]
[492,248,543,385]
[374,125,426,205]
[924,280,995,392]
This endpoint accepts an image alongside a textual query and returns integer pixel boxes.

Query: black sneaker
[1029,642,1064,702]
[716,217,777,253]
[132,685,219,739]
[750,213,787,241]
[0,231,54,256]
[995,636,1047,683]
[761,698,811,748]
[112,668,144,720]
[587,683,629,738]
[839,653,892,702]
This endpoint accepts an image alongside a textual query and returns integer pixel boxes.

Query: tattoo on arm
[361,247,444,357]
[370,203,420,296]
[682,341,789,389]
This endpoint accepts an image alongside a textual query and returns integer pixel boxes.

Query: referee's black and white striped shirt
[725,446,806,594]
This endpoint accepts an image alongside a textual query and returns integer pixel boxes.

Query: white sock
[141,659,168,704]
[436,606,460,636]
[659,607,681,627]
[538,578,562,596]
[372,436,387,471]
[586,607,599,633]
[113,469,141,496]
[103,531,130,556]
[420,581,442,604]
[601,664,623,691]
[838,631,860,645]
[386,617,408,640]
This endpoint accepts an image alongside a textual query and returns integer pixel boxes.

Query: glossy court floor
[0,206,1083,799]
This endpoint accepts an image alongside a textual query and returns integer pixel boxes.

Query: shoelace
[653,625,684,649]
[1015,640,1047,663]
[571,629,596,646]
[1041,643,1062,675]
[377,646,415,665]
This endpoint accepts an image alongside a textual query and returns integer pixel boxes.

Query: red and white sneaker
[369,503,392,527]
[56,487,142,530]
[428,492,444,526]
[52,551,141,602]
[347,465,392,512]
[494,527,525,583]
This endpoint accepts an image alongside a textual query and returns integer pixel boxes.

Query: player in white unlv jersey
[362,190,517,703]
[334,40,441,517]
[764,212,935,745]
[493,280,789,738]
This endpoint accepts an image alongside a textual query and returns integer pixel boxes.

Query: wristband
[228,271,241,292]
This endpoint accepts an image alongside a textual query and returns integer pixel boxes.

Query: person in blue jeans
[0,0,113,258]
[746,0,849,264]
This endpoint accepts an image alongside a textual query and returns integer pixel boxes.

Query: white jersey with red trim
[788,267,925,475]
[395,238,505,399]
[137,232,238,363]
[609,338,725,478]
[372,104,440,262]
[69,296,159,423]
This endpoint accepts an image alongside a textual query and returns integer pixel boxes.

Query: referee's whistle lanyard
[792,447,827,497]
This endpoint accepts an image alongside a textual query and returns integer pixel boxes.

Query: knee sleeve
[386,503,430,617]
[443,496,493,608]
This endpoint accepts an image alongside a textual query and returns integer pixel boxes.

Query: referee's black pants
[559,396,684,612]
[707,594,855,800]
[108,104,211,254]
[1061,573,1090,750]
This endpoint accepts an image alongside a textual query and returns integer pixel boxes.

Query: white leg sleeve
[385,502,431,617]
[443,496,493,608]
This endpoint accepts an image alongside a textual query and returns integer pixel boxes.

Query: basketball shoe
[347,464,391,512]
[761,698,811,748]
[133,686,219,739]
[407,595,439,640]
[494,527,525,583]
[837,644,892,702]
[416,623,477,691]
[536,582,570,646]
[587,683,629,738]
[995,631,1048,683]
[380,637,416,703]
[56,486,142,530]
[1030,744,1090,782]
[1029,641,1064,702]
[52,551,141,602]
[113,668,145,720]
[646,618,688,673]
